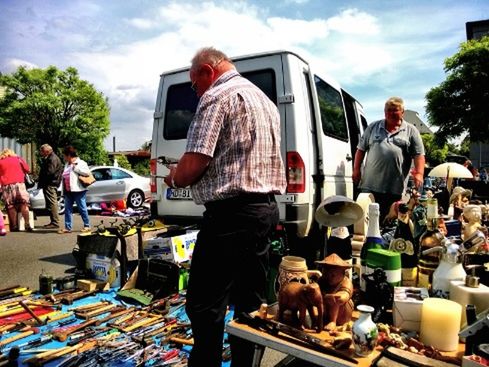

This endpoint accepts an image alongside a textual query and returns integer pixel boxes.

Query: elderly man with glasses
[165,47,286,367]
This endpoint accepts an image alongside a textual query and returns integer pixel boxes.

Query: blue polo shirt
[358,119,425,196]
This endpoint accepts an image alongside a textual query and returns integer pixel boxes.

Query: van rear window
[315,76,349,141]
[164,69,277,140]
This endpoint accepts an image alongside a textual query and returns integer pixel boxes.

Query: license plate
[166,188,193,200]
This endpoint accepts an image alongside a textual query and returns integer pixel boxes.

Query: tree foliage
[0,65,110,164]
[421,133,449,166]
[426,36,489,143]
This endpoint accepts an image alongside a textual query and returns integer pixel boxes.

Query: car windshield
[164,69,277,140]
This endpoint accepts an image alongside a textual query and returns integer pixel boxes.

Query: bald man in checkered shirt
[165,47,286,367]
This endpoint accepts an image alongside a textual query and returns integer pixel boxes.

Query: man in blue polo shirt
[353,97,425,221]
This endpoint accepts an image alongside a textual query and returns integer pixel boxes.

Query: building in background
[403,110,433,135]
[466,19,489,168]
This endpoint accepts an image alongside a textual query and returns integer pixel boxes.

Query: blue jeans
[64,191,90,230]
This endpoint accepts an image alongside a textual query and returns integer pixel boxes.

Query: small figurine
[463,205,483,240]
[412,193,428,244]
[450,186,472,220]
[278,281,324,332]
[363,268,393,323]
[316,253,354,331]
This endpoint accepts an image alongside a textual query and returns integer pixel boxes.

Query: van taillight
[287,151,305,193]
[150,158,157,193]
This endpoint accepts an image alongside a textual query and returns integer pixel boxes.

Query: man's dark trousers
[186,194,278,367]
[43,186,59,227]
[368,191,402,224]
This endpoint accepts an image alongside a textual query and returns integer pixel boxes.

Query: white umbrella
[428,162,473,192]
[428,162,473,179]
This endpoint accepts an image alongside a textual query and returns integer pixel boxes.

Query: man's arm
[352,149,365,185]
[164,152,211,188]
[412,155,425,188]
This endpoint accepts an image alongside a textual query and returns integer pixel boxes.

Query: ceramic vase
[352,305,378,357]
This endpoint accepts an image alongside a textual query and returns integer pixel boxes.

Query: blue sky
[1,0,488,150]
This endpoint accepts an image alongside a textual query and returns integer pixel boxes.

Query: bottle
[431,239,466,298]
[417,198,444,288]
[360,203,383,291]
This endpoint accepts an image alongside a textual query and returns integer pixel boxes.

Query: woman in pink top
[0,149,32,231]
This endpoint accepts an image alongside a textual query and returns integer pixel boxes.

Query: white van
[150,50,367,247]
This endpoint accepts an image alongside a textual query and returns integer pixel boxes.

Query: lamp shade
[315,195,364,227]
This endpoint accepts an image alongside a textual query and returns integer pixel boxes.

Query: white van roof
[160,50,308,77]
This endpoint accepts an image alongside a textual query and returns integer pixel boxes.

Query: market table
[226,307,466,367]
[226,317,371,367]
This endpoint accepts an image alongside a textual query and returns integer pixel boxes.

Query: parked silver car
[30,166,151,212]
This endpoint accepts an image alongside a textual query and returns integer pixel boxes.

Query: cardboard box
[143,231,197,263]
[393,287,429,331]
[85,254,120,288]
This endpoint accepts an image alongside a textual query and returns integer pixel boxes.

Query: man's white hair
[190,47,232,70]
[40,144,53,153]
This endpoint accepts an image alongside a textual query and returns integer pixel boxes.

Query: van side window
[164,70,277,140]
[314,76,348,141]
[360,115,368,131]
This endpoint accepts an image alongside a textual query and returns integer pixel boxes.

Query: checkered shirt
[186,70,286,205]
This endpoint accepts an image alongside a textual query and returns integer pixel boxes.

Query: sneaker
[0,229,6,236]
[81,227,91,233]
[26,227,34,232]
[58,229,72,234]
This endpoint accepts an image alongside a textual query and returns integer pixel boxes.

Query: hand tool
[24,341,95,367]
[94,307,133,326]
[237,313,359,364]
[19,301,45,325]
[169,336,194,346]
[67,327,111,346]
[45,312,74,324]
[69,302,110,312]
[76,304,118,319]
[121,315,163,333]
[52,319,97,342]
[60,291,97,305]
[0,327,40,348]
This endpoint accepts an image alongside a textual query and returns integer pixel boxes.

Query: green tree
[421,133,449,166]
[426,36,489,143]
[132,160,150,177]
[0,65,110,164]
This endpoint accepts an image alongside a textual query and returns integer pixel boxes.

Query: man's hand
[411,170,423,189]
[352,169,361,185]
[164,165,177,188]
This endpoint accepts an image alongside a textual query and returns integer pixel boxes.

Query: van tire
[128,189,144,209]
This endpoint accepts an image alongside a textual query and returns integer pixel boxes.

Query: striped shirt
[186,70,286,205]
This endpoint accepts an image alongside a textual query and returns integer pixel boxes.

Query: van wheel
[128,190,144,209]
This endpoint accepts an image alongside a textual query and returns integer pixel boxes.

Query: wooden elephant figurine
[278,281,323,332]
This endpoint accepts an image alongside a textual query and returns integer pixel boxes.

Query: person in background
[480,168,488,183]
[353,97,425,222]
[38,144,63,229]
[59,146,91,234]
[165,47,286,367]
[0,149,33,231]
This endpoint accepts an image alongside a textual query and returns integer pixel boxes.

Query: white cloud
[125,17,155,30]
[326,8,379,35]
[285,0,310,4]
[1,58,39,72]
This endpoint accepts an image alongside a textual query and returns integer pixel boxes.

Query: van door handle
[346,154,353,161]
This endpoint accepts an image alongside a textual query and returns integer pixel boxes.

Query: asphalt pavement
[0,213,83,290]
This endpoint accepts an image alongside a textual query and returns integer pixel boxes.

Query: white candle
[420,298,462,351]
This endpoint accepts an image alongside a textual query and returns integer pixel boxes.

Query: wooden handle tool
[52,319,97,342]
[0,328,39,347]
[19,301,45,325]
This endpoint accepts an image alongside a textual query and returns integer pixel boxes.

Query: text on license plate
[166,188,193,200]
